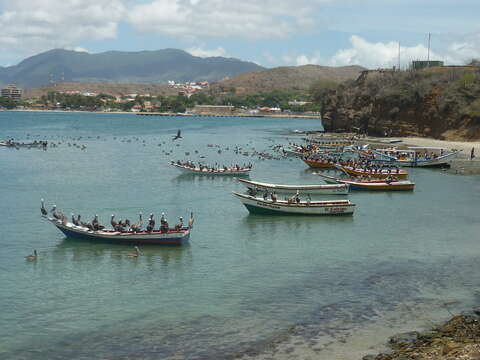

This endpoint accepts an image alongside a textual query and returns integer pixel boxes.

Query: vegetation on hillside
[319,66,480,139]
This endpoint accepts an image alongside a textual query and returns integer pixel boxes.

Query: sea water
[1,111,480,359]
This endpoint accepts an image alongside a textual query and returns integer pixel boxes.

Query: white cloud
[329,35,434,69]
[186,46,227,58]
[295,51,322,66]
[128,0,326,39]
[0,0,125,57]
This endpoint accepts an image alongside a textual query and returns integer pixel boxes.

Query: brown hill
[212,64,365,94]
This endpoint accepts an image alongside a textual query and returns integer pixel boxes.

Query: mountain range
[0,49,264,88]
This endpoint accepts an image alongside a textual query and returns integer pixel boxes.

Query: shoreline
[2,108,322,119]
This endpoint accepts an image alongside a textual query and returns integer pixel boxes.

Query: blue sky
[0,0,479,68]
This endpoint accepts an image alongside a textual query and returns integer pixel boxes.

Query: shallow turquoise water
[1,111,480,359]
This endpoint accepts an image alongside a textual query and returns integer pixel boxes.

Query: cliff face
[321,68,480,140]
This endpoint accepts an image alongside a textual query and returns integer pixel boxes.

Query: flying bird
[172,130,182,141]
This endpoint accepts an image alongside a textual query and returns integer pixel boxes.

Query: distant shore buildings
[1,84,23,99]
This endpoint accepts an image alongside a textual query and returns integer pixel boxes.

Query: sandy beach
[398,136,480,155]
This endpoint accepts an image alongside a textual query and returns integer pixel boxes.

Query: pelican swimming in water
[127,246,141,258]
[25,250,37,261]
[172,129,182,141]
[40,199,48,216]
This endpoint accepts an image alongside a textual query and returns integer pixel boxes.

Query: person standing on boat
[471,147,475,160]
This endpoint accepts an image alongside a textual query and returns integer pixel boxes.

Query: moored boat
[45,217,191,245]
[237,178,349,195]
[233,192,355,216]
[338,165,409,179]
[370,148,461,167]
[302,158,337,169]
[170,161,251,176]
[317,173,415,191]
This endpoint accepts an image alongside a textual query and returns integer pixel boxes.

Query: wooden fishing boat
[317,173,415,191]
[237,178,349,195]
[233,192,355,216]
[0,140,47,148]
[302,158,337,169]
[170,162,251,176]
[338,165,409,179]
[45,217,191,245]
[371,148,461,167]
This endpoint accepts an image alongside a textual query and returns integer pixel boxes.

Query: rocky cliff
[320,67,480,140]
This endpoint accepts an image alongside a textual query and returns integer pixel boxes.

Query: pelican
[175,216,183,230]
[110,215,117,229]
[130,213,143,232]
[40,199,48,216]
[127,246,141,258]
[172,129,182,141]
[188,212,194,229]
[146,213,155,232]
[25,250,37,261]
[51,205,64,221]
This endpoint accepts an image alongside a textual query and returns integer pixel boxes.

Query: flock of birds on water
[4,129,296,162]
[14,128,306,261]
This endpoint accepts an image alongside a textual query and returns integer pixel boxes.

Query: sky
[0,0,479,69]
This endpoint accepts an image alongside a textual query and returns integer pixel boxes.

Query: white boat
[372,147,461,167]
[237,178,349,195]
[170,162,251,176]
[233,192,355,216]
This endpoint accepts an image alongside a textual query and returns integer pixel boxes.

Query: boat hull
[233,193,355,216]
[51,220,190,245]
[237,178,349,195]
[171,163,251,176]
[317,173,414,191]
[303,159,337,169]
[341,166,408,179]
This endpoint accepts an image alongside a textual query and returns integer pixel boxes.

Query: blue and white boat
[46,218,191,245]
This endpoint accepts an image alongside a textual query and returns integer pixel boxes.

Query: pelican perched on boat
[25,250,37,261]
[51,205,64,221]
[40,199,48,216]
[127,246,141,258]
[146,213,155,232]
[130,213,143,232]
[110,215,117,229]
[188,212,194,229]
[71,213,79,226]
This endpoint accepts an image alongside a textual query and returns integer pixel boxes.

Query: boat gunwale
[237,178,348,191]
[232,192,355,208]
[170,162,251,175]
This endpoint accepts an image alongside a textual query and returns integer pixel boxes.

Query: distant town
[1,59,478,120]
[0,79,321,117]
